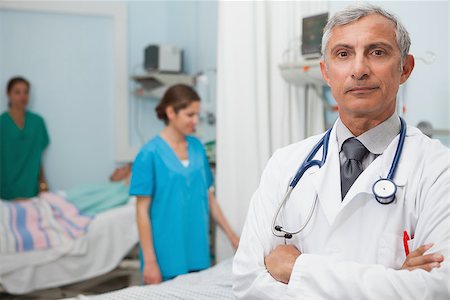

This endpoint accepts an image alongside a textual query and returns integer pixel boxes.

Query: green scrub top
[0,111,49,200]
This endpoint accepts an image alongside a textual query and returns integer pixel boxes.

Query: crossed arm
[265,242,444,285]
[234,187,449,300]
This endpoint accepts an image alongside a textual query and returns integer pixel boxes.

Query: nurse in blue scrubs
[130,84,239,284]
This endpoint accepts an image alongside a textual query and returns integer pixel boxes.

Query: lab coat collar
[307,123,412,225]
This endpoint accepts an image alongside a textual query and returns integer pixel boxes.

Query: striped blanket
[0,192,92,254]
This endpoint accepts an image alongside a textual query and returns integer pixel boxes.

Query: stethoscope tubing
[271,186,318,239]
[387,117,406,180]
[272,117,407,239]
[290,127,332,188]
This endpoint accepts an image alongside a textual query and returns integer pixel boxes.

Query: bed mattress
[0,201,138,294]
[78,258,235,300]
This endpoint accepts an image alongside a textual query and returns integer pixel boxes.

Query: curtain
[215,1,328,262]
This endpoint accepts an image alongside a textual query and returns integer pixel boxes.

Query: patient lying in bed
[0,163,133,254]
[0,192,93,254]
[65,163,132,216]
[0,163,138,295]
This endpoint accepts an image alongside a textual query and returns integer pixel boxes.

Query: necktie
[341,138,369,200]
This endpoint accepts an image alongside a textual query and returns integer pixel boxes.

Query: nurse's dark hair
[155,84,200,125]
[6,76,30,107]
[6,76,30,94]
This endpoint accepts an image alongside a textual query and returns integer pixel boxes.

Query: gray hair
[321,3,411,63]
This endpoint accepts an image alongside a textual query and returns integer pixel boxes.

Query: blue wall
[0,10,115,190]
[128,1,218,147]
[0,2,218,191]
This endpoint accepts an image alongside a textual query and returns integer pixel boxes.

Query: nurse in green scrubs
[0,77,50,200]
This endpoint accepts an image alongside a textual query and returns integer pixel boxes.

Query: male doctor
[233,3,449,300]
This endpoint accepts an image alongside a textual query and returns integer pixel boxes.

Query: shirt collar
[336,113,401,155]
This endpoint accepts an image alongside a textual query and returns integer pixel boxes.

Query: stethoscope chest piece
[272,117,406,239]
[372,178,397,204]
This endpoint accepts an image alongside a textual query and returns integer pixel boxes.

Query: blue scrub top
[130,135,213,279]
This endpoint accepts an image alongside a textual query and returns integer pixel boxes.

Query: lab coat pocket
[377,233,406,269]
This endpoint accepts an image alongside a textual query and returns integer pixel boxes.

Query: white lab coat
[233,123,450,300]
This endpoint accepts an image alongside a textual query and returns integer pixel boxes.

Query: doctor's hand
[143,260,162,284]
[401,243,444,272]
[264,244,301,284]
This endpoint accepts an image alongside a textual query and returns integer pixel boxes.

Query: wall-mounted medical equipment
[279,11,329,86]
[144,44,183,73]
[132,72,194,98]
[279,59,324,86]
[272,117,407,239]
[279,12,329,86]
[134,45,192,99]
[278,58,338,133]
[301,13,328,59]
[130,64,195,144]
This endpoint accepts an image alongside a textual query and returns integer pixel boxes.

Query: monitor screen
[301,13,328,59]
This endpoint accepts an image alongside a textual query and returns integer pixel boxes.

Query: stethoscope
[272,117,407,239]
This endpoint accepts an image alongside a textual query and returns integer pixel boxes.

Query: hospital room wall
[0,10,116,191]
[329,1,449,144]
[128,1,218,148]
[128,1,167,148]
[166,1,218,144]
[0,2,218,190]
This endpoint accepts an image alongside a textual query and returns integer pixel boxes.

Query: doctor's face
[320,14,414,127]
[168,101,200,135]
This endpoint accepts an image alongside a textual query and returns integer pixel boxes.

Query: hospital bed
[0,199,138,295]
[72,257,235,300]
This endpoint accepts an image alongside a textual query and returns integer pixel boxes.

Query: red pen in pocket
[403,230,410,256]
